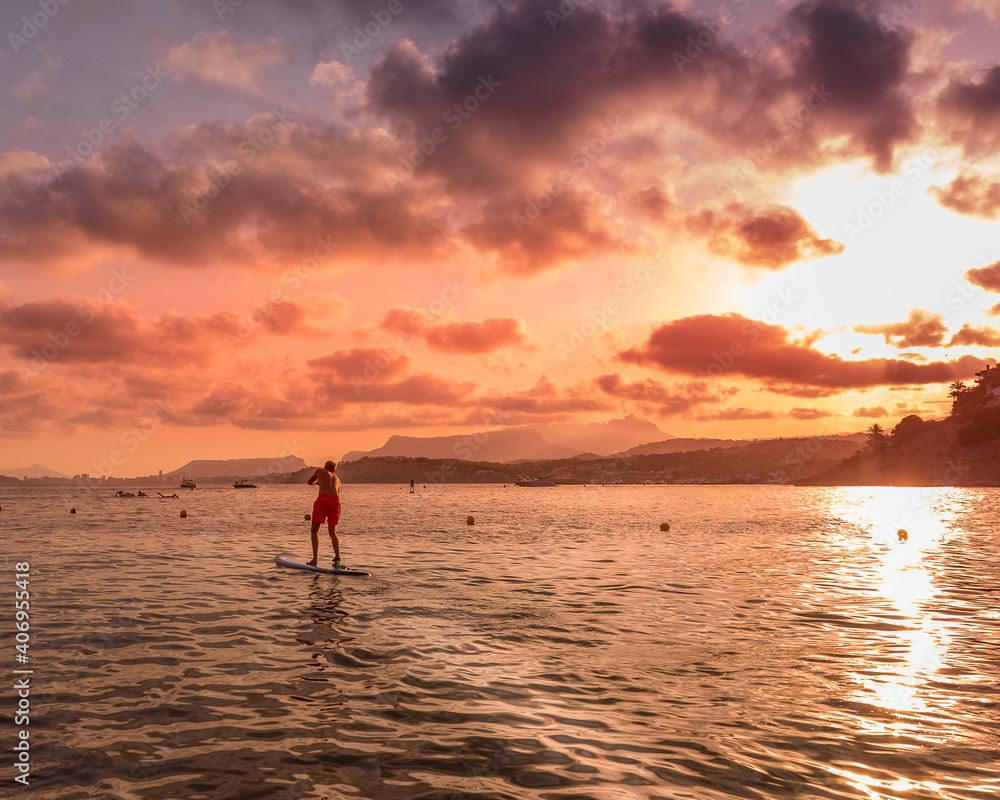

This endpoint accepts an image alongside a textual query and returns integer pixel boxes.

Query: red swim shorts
[312,493,341,525]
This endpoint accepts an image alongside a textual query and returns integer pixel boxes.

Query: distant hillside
[799,365,1000,486]
[626,433,866,457]
[797,416,1000,486]
[335,434,864,484]
[341,429,580,463]
[625,437,753,456]
[165,456,307,479]
[0,464,70,479]
[538,415,672,455]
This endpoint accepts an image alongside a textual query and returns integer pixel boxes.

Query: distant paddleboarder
[308,460,344,569]
[409,478,415,493]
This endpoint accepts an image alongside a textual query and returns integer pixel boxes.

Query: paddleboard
[274,553,371,576]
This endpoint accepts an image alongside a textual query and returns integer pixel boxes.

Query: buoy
[180,510,188,518]
[660,522,670,532]
[897,529,908,541]
[466,516,475,525]
[70,508,77,514]
[304,513,311,521]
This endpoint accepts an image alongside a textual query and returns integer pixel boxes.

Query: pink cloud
[460,189,627,274]
[0,296,338,372]
[164,32,286,94]
[938,65,1000,157]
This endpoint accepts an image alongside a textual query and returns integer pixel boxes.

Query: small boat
[233,479,258,489]
[180,478,196,489]
[514,478,556,487]
[115,490,136,498]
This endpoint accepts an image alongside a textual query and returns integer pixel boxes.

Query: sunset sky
[2,0,999,477]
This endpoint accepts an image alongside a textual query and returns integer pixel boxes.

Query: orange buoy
[897,529,908,541]
[70,508,77,514]
[180,509,188,518]
[466,515,475,525]
[304,513,311,521]
[660,522,670,531]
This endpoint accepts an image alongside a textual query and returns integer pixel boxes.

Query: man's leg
[328,524,341,564]
[308,521,321,566]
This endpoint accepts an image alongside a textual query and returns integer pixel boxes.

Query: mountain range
[0,463,70,479]
[341,415,671,462]
[164,456,308,479]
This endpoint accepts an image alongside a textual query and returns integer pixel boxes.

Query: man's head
[324,460,337,472]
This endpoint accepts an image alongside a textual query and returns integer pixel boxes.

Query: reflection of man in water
[308,460,343,568]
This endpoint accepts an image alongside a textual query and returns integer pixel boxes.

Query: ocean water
[1,483,999,800]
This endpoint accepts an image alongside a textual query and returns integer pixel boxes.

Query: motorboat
[514,478,556,487]
[180,478,196,489]
[233,479,258,488]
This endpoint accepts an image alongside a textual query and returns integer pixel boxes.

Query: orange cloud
[930,171,1000,219]
[379,305,536,353]
[946,323,1000,347]
[593,373,739,417]
[853,406,888,418]
[789,407,837,419]
[617,312,987,392]
[966,261,1000,292]
[687,203,844,269]
[698,407,778,421]
[853,309,948,348]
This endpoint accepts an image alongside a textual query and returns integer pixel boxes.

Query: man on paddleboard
[308,460,344,569]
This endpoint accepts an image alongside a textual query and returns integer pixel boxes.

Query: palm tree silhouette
[866,423,886,449]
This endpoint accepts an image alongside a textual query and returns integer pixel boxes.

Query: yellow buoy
[180,510,188,518]
[466,515,475,525]
[660,522,670,531]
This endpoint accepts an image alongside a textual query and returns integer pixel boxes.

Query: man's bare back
[309,466,341,495]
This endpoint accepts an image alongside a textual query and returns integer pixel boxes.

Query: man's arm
[308,468,320,486]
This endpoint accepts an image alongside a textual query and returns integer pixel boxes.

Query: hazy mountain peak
[341,428,579,463]
[0,463,70,479]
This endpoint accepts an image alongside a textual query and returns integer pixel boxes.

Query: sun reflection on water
[830,488,961,717]
[814,488,971,796]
